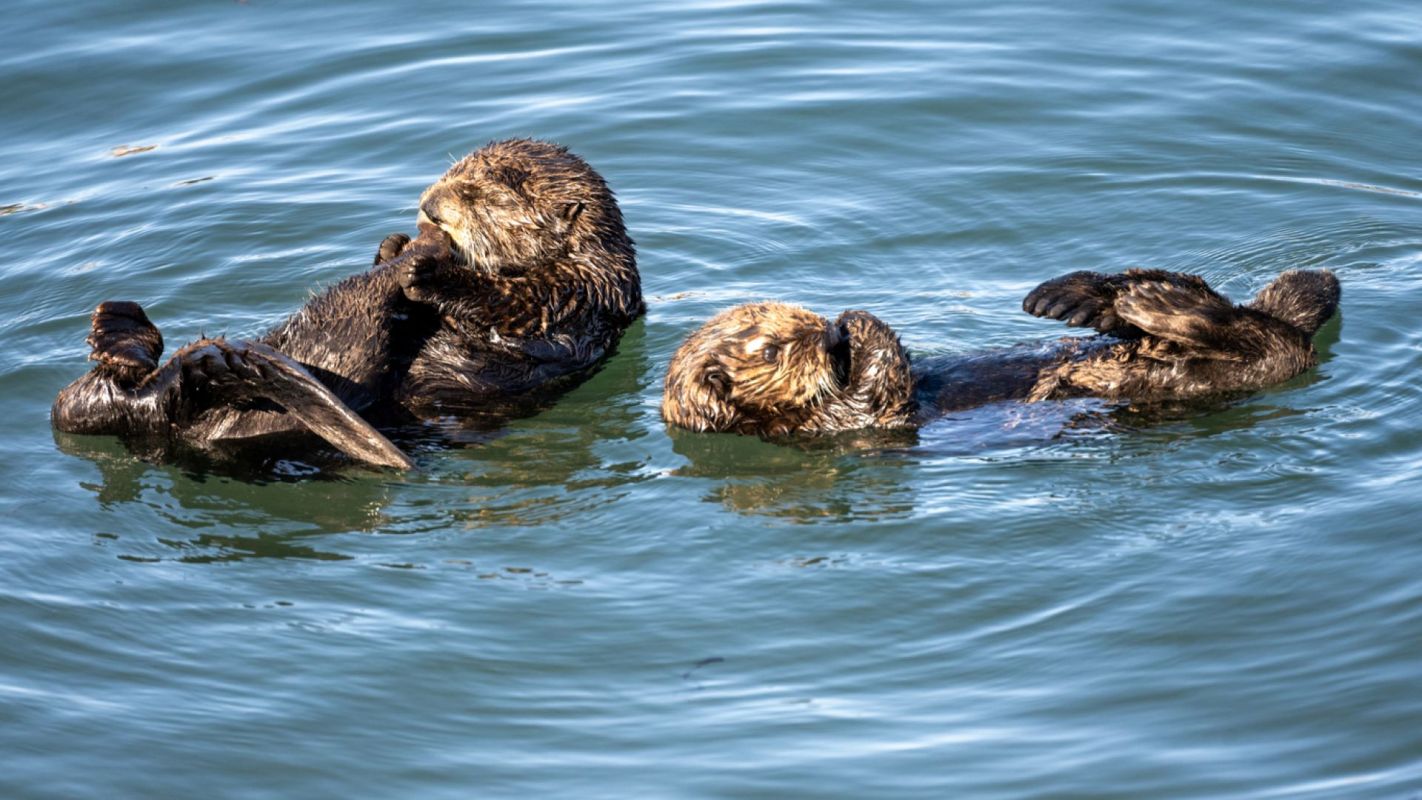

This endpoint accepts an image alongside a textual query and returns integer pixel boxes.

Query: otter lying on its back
[385,139,641,413]
[52,139,641,469]
[661,268,1340,437]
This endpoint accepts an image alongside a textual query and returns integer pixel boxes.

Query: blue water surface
[3,1,1421,797]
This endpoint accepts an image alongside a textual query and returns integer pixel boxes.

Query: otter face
[417,139,607,275]
[663,302,914,437]
[689,302,846,410]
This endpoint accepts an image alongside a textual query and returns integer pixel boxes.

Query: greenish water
[4,1,1421,797]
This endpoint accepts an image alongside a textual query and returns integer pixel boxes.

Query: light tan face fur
[417,140,592,274]
[662,302,847,432]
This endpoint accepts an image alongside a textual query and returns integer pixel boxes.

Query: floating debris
[111,144,157,158]
[1,202,48,216]
[1254,174,1422,199]
[653,290,701,302]
[682,656,725,680]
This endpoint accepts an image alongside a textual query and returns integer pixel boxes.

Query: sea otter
[52,139,641,468]
[381,139,641,414]
[661,268,1340,437]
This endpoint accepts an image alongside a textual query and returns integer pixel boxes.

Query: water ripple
[4,0,1422,796]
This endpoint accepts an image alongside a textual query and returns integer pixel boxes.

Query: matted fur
[53,139,641,467]
[391,139,642,410]
[662,302,917,437]
[665,268,1340,438]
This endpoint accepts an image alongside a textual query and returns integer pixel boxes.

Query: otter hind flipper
[1024,269,1324,401]
[1022,271,1140,336]
[175,339,414,470]
[1107,270,1320,369]
[1247,269,1340,337]
[87,301,164,378]
[1026,269,1257,353]
[1109,272,1246,354]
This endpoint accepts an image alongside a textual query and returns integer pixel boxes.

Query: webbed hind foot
[1022,271,1126,333]
[170,338,414,470]
[87,300,163,380]
[1024,268,1229,339]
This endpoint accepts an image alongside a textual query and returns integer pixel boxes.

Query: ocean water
[3,0,1421,797]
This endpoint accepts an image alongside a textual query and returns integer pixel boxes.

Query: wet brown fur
[53,139,641,466]
[663,269,1340,437]
[391,139,642,411]
[661,302,916,437]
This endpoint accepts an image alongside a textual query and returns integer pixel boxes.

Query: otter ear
[560,201,585,224]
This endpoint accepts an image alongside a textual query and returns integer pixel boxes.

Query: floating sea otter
[52,139,641,468]
[661,268,1340,437]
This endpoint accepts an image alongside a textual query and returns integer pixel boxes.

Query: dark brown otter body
[661,268,1340,437]
[388,139,641,414]
[53,139,641,468]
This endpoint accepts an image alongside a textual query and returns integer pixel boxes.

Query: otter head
[662,302,916,437]
[417,139,627,276]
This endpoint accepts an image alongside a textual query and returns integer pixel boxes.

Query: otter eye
[761,344,780,364]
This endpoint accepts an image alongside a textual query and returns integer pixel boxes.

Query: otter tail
[1247,269,1341,338]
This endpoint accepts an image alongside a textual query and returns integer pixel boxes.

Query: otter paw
[396,251,447,303]
[1023,271,1116,330]
[178,340,271,388]
[87,300,163,373]
[374,232,412,266]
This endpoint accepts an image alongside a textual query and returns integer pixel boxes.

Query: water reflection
[56,428,394,561]
[668,428,919,522]
[53,427,369,486]
[117,532,354,564]
[392,321,656,529]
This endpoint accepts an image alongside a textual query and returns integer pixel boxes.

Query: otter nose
[822,322,842,350]
[420,199,445,226]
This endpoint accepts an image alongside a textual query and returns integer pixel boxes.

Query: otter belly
[911,338,1104,419]
[396,329,603,417]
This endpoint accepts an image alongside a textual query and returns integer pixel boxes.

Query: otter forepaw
[396,250,450,304]
[374,233,412,266]
[87,300,163,374]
